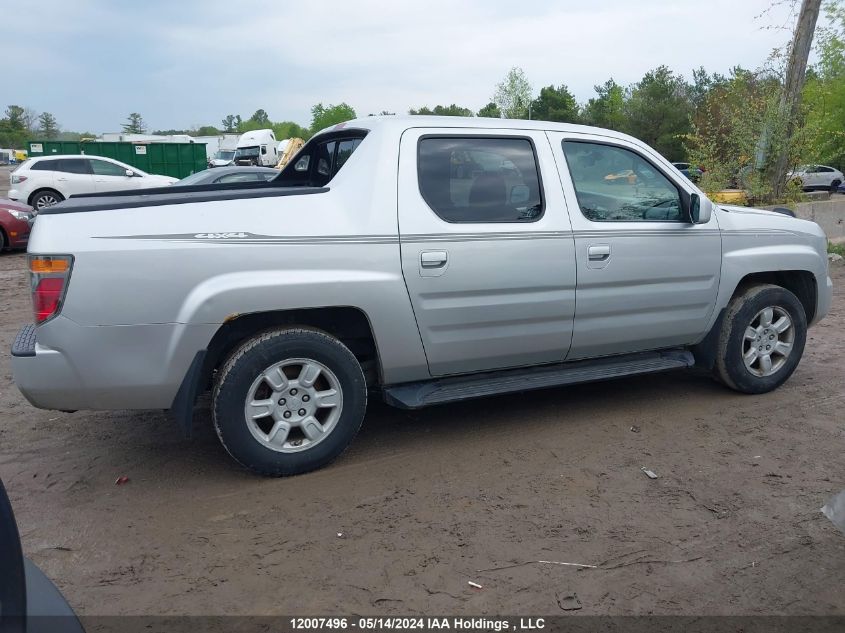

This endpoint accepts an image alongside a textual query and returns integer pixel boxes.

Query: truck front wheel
[212,328,367,476]
[713,284,807,394]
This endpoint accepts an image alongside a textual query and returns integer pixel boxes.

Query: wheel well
[0,226,7,249]
[201,307,381,390]
[733,270,817,322]
[27,188,62,206]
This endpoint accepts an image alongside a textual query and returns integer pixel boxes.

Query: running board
[382,349,695,409]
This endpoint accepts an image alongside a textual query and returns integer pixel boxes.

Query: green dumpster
[27,140,207,179]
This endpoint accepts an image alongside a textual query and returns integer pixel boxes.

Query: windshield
[235,146,260,158]
[215,150,235,160]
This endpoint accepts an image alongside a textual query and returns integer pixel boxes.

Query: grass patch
[829,241,845,257]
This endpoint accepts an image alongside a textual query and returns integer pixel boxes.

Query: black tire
[30,189,64,210]
[830,179,841,193]
[0,228,7,251]
[212,328,367,476]
[714,284,807,394]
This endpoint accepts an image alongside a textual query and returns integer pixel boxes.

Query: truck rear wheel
[713,284,807,394]
[212,328,367,476]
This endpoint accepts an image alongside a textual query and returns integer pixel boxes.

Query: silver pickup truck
[11,116,833,476]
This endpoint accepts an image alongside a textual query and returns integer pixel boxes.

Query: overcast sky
[2,0,802,133]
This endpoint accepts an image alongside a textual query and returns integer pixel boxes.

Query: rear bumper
[11,319,219,412]
[11,324,87,410]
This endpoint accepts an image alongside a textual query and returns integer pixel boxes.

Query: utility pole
[769,0,823,198]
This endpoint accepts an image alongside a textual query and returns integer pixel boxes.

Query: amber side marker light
[30,257,70,274]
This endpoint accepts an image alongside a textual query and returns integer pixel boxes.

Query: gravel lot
[0,250,843,617]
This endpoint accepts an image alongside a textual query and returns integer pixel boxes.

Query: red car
[0,198,34,251]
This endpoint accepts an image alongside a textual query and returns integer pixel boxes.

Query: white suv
[9,155,178,209]
[788,164,844,192]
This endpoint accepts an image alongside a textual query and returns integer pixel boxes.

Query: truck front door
[547,132,722,359]
[398,128,577,377]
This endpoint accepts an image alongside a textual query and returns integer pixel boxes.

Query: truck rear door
[398,127,577,377]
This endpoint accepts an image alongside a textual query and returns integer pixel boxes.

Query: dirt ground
[0,250,843,617]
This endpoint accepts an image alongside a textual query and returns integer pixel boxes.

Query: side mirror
[125,169,135,177]
[689,192,713,224]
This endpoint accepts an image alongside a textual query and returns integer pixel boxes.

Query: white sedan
[8,155,177,209]
[788,164,844,192]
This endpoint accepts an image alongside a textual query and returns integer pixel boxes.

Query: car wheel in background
[830,179,842,193]
[714,284,807,394]
[30,190,64,210]
[212,328,367,476]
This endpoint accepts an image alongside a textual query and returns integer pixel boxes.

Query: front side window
[562,141,683,222]
[417,137,543,223]
[57,158,92,175]
[89,159,127,176]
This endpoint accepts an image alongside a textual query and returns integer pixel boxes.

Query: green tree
[623,66,693,160]
[582,79,626,130]
[194,125,220,136]
[272,120,310,140]
[310,102,356,132]
[802,0,845,170]
[4,105,26,130]
[492,67,533,119]
[221,114,241,132]
[249,109,270,126]
[687,67,782,196]
[529,84,580,123]
[122,112,146,134]
[477,102,502,118]
[0,105,29,148]
[37,112,60,138]
[409,104,473,116]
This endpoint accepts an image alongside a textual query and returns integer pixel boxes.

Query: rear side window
[278,131,366,188]
[562,141,683,222]
[30,160,57,171]
[56,159,91,175]
[417,137,544,223]
[89,159,127,176]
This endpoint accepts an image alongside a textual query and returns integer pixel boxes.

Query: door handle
[588,244,611,261]
[420,250,448,268]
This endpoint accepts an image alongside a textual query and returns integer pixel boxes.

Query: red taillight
[29,255,73,324]
[33,278,64,323]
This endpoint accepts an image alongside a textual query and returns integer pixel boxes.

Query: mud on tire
[714,284,807,394]
[212,328,367,476]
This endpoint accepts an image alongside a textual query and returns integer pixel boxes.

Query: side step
[382,349,694,409]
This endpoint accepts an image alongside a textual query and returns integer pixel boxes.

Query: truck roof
[318,114,640,145]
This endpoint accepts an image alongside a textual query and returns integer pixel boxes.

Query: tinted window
[56,159,91,175]
[276,132,366,188]
[818,166,834,173]
[30,160,59,171]
[89,159,127,176]
[417,137,544,223]
[336,138,362,171]
[562,141,682,222]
